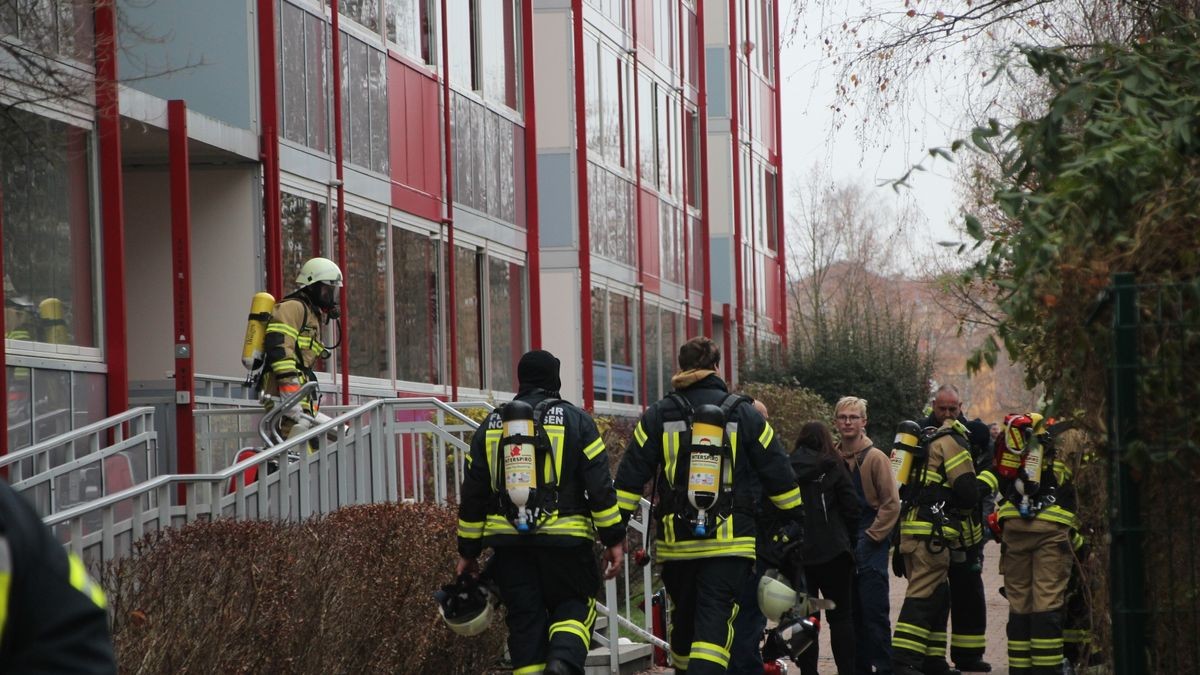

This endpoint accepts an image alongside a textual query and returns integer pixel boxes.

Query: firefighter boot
[1029,610,1064,675]
[1006,611,1032,675]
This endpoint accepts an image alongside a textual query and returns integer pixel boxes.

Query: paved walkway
[641,543,1012,675]
[807,544,1010,675]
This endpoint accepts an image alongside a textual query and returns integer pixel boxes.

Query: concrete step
[584,640,654,675]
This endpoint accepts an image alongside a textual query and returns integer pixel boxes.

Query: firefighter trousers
[490,543,600,675]
[892,536,952,671]
[1001,523,1072,674]
[661,556,752,674]
[948,543,988,665]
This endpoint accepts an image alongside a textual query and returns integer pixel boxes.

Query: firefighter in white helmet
[261,257,342,442]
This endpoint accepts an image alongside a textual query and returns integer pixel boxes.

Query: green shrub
[104,503,506,674]
[738,382,832,452]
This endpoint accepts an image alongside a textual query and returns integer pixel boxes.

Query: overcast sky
[777,1,977,250]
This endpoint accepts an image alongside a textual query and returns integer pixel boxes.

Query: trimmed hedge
[104,503,506,674]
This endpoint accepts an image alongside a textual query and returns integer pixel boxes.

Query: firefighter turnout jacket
[899,419,979,547]
[262,295,327,412]
[613,374,803,561]
[456,391,626,556]
[0,479,116,672]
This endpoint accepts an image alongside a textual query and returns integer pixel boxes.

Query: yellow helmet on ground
[757,569,798,622]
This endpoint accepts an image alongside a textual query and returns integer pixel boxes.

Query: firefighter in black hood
[614,337,804,674]
[455,350,625,675]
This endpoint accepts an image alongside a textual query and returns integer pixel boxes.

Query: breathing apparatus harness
[896,420,970,554]
[996,415,1070,519]
[242,288,340,394]
[492,394,564,533]
[654,392,751,538]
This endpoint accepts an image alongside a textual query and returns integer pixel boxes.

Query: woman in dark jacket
[792,420,861,675]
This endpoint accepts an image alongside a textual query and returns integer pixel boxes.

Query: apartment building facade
[0,0,785,456]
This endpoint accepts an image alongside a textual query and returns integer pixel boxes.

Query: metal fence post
[1110,272,1147,675]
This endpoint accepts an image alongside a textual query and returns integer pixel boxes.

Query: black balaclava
[517,350,561,396]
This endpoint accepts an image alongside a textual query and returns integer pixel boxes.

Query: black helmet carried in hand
[434,574,498,637]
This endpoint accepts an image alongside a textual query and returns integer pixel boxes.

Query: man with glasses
[835,396,900,675]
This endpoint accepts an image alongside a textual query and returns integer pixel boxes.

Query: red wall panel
[639,189,660,294]
[388,57,442,222]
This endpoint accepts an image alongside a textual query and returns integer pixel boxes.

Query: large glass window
[487,259,526,393]
[393,227,440,385]
[685,110,699,208]
[455,246,483,390]
[2,109,96,349]
[281,193,327,283]
[659,203,684,285]
[345,212,389,379]
[279,3,330,153]
[340,33,389,174]
[591,287,607,402]
[588,166,635,268]
[0,0,93,63]
[660,309,681,396]
[764,167,778,252]
[451,93,519,225]
[338,0,379,31]
[645,306,661,402]
[387,0,436,64]
[638,76,657,187]
[608,292,635,404]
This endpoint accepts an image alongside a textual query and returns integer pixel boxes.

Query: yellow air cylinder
[242,292,276,370]
[890,420,923,485]
[38,297,68,344]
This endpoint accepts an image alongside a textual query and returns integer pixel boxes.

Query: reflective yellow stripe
[671,651,690,669]
[1009,656,1032,667]
[267,322,299,338]
[0,538,10,644]
[583,437,605,461]
[1032,655,1064,666]
[68,553,107,609]
[758,422,775,448]
[548,619,591,648]
[979,470,999,492]
[514,664,546,675]
[484,514,595,539]
[591,504,621,528]
[768,486,802,510]
[655,537,756,561]
[457,519,484,539]
[270,358,298,373]
[616,489,641,511]
[895,621,931,638]
[892,637,926,652]
[1031,637,1064,648]
[690,641,731,668]
[1008,640,1031,649]
[634,422,648,446]
[951,634,987,647]
[484,429,503,489]
[943,449,971,472]
[546,427,566,481]
[725,603,739,651]
[663,431,681,486]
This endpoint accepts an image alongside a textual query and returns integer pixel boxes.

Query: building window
[0,0,93,63]
[281,193,327,288]
[455,246,483,390]
[764,168,778,252]
[338,0,379,32]
[487,258,527,392]
[685,110,699,207]
[387,0,436,64]
[660,308,681,397]
[591,288,637,404]
[451,93,520,225]
[393,227,440,385]
[588,165,635,268]
[659,203,684,285]
[279,2,330,153]
[645,306,660,402]
[344,212,389,380]
[340,33,389,174]
[1,109,97,349]
[638,75,656,187]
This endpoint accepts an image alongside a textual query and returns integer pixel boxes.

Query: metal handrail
[258,381,321,446]
[45,395,663,671]
[0,406,156,468]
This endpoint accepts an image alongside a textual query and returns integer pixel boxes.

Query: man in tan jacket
[835,396,900,675]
